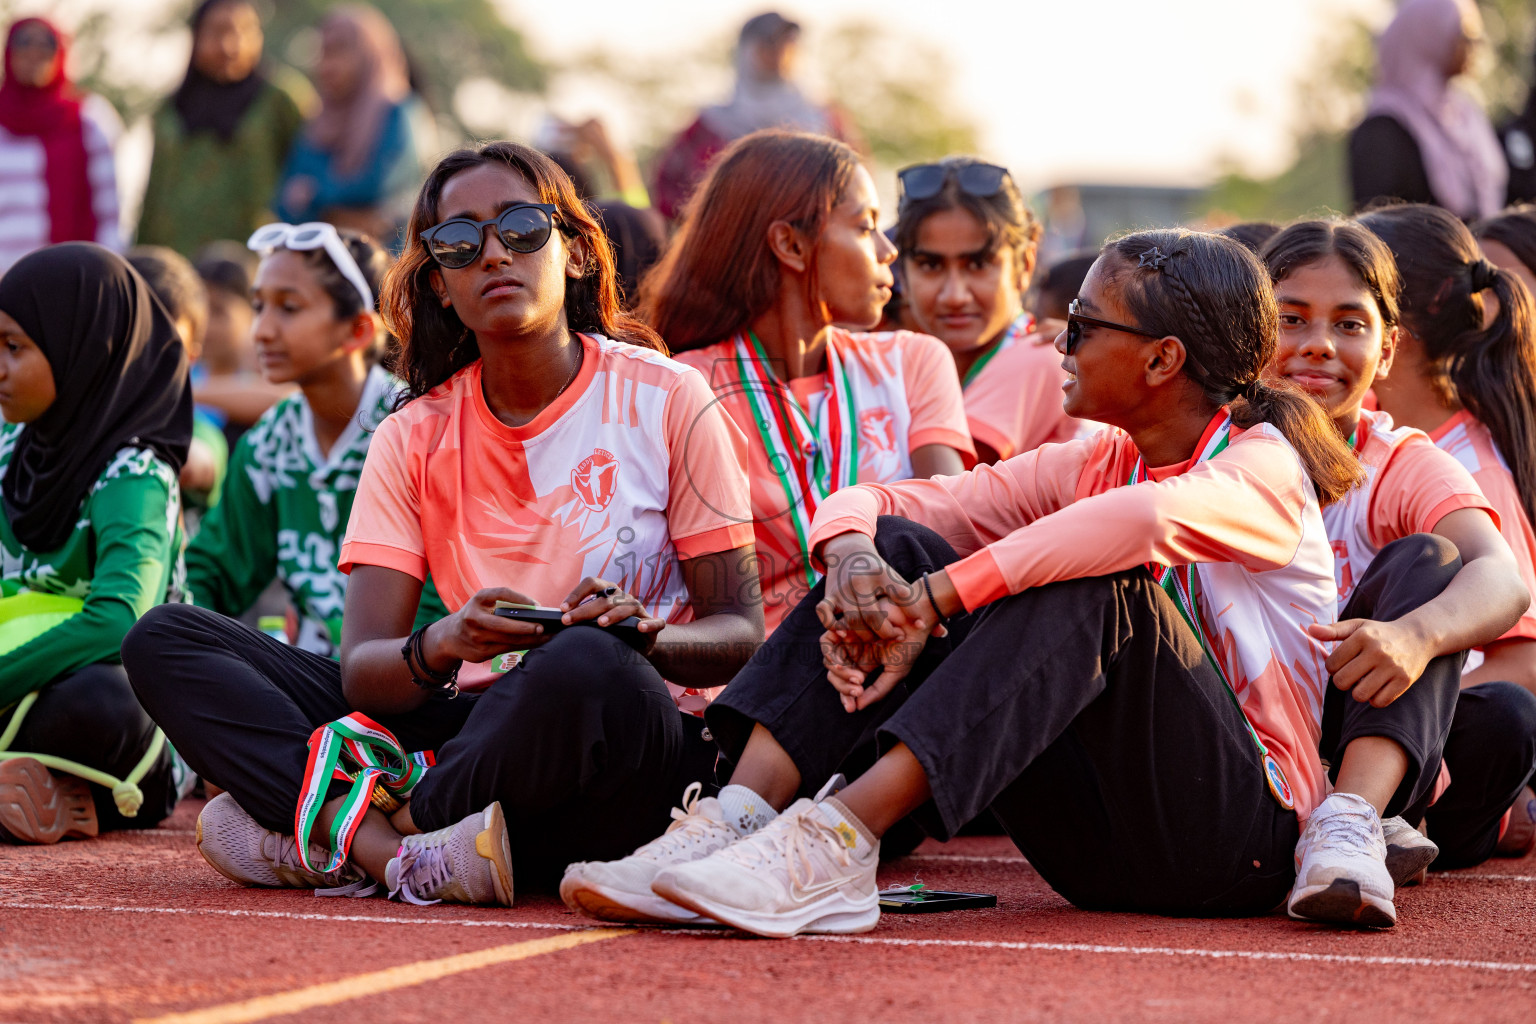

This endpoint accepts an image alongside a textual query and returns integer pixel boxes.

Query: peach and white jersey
[676,328,972,635]
[1430,410,1536,642]
[808,416,1338,821]
[962,313,1081,461]
[1324,409,1493,602]
[340,333,755,701]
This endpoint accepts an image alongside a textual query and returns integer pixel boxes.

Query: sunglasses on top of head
[420,203,569,270]
[1064,299,1163,355]
[897,162,1012,211]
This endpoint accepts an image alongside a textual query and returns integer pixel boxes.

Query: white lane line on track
[800,935,1536,972]
[0,901,589,931]
[8,900,1536,973]
[1430,872,1536,883]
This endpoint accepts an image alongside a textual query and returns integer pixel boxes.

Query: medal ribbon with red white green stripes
[1125,410,1295,810]
[293,713,435,875]
[731,331,860,586]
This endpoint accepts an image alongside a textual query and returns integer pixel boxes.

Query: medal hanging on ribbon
[1126,411,1295,810]
[731,332,860,586]
[293,713,436,875]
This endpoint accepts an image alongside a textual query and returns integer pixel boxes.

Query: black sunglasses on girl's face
[1064,299,1163,354]
[897,162,1011,209]
[420,203,562,269]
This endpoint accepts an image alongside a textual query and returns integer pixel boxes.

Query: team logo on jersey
[572,448,620,512]
[859,407,896,453]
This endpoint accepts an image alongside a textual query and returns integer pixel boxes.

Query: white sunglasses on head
[247,221,374,313]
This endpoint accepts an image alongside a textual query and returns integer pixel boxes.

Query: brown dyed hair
[638,130,861,353]
[380,141,662,401]
[1104,228,1363,506]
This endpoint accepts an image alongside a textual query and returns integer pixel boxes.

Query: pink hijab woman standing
[1349,0,1507,220]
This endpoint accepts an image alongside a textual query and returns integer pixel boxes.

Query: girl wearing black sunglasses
[123,142,762,908]
[569,230,1367,937]
[895,156,1083,465]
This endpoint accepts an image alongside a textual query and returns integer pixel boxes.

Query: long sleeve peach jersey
[807,419,1339,820]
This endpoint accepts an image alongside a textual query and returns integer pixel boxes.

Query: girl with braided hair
[564,229,1367,936]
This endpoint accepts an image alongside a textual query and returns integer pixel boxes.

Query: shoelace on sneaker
[633,782,732,864]
[717,806,853,891]
[390,838,451,906]
[260,830,376,896]
[1310,805,1382,856]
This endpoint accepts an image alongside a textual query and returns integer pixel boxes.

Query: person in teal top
[185,222,442,657]
[273,5,429,249]
[0,243,191,845]
[138,0,309,256]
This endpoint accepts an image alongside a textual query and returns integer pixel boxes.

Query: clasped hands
[815,536,947,713]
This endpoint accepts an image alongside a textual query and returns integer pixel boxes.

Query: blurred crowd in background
[3,0,1536,449]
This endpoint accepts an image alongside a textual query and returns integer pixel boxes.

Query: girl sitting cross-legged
[123,142,762,906]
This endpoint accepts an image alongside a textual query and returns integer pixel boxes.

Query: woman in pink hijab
[274,4,430,245]
[1350,0,1507,220]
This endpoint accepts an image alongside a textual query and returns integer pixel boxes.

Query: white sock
[815,797,876,858]
[718,783,777,836]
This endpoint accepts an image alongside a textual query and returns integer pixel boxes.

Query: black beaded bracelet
[402,624,460,699]
[919,572,947,624]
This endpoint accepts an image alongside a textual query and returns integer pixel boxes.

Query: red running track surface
[1,799,1532,1023]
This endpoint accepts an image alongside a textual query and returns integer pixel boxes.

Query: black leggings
[1316,534,1536,866]
[1319,534,1463,821]
[707,517,1300,917]
[0,662,176,831]
[123,605,715,886]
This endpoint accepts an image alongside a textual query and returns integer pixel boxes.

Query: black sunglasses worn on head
[1064,298,1162,354]
[897,162,1011,209]
[421,203,564,269]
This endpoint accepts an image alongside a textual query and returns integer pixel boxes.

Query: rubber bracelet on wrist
[919,572,947,624]
[401,625,459,699]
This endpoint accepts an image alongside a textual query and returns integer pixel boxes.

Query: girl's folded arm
[943,436,1309,610]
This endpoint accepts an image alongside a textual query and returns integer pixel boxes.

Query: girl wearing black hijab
[0,242,192,844]
[138,0,306,255]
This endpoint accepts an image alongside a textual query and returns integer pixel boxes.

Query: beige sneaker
[387,802,514,906]
[1381,816,1437,886]
[562,782,738,925]
[650,794,879,938]
[196,792,372,893]
[1287,792,1395,928]
[0,757,98,844]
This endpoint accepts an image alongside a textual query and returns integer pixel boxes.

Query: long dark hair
[1104,228,1363,506]
[1474,204,1536,281]
[380,141,662,402]
[639,130,860,353]
[1261,219,1402,332]
[1358,202,1536,526]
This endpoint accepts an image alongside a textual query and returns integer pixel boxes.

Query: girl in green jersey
[0,243,192,844]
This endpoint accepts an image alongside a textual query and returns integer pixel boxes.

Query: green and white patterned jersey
[0,425,185,706]
[186,366,444,656]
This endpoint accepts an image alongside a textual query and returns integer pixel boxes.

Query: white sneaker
[650,794,879,938]
[387,802,514,906]
[1287,792,1395,927]
[561,782,737,925]
[1381,815,1437,886]
[196,792,374,894]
